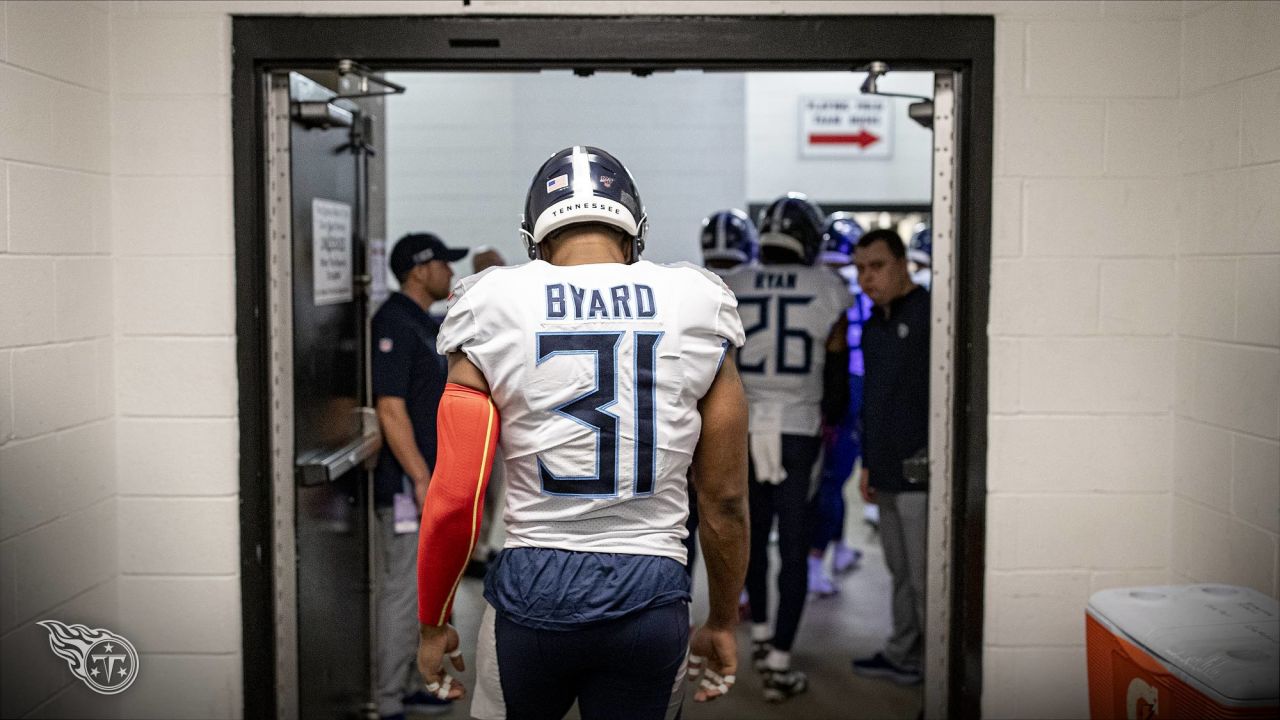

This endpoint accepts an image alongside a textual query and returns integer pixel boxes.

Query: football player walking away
[684,208,760,582]
[414,146,750,720]
[807,212,872,597]
[721,193,854,702]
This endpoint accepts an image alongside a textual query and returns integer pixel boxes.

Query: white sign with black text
[799,95,893,159]
[312,198,354,306]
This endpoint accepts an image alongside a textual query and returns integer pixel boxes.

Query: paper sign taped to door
[312,198,354,305]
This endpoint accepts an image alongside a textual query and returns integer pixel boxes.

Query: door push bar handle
[296,428,381,486]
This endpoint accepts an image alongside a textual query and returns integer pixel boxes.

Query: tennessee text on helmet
[757,192,826,265]
[520,145,648,261]
[820,211,865,265]
[700,208,760,266]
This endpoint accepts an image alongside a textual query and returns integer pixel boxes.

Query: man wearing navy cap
[372,232,468,720]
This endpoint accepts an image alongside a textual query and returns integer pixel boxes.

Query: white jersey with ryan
[722,263,854,436]
[437,259,745,563]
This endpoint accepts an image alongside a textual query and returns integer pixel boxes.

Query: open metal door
[924,70,960,720]
[265,71,381,720]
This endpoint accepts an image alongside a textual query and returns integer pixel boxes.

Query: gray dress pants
[877,490,928,670]
[375,506,424,716]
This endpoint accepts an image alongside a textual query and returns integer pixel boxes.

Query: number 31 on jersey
[535,331,661,498]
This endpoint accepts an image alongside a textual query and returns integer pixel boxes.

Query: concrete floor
[441,487,922,720]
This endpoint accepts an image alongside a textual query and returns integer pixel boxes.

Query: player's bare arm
[445,352,491,394]
[688,352,750,702]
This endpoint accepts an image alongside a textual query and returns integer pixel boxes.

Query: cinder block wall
[1,2,1276,719]
[0,2,119,719]
[109,3,243,716]
[1171,1,1280,600]
[982,2,1184,717]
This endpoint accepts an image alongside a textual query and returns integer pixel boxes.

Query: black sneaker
[850,653,922,685]
[751,640,773,672]
[762,667,808,702]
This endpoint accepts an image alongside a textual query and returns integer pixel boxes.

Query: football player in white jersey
[683,209,760,585]
[414,146,750,720]
[721,193,854,702]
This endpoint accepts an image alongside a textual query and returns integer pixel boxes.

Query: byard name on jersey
[545,282,658,321]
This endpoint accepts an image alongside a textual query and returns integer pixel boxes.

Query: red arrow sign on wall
[808,129,881,148]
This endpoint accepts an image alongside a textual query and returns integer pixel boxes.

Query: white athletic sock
[765,649,791,671]
[751,623,771,643]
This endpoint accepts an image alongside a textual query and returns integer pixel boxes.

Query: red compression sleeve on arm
[417,383,500,626]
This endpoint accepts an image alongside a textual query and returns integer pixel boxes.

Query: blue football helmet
[819,212,865,265]
[757,192,825,265]
[909,223,932,266]
[520,145,647,261]
[700,209,759,268]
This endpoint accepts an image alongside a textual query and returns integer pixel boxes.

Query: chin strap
[417,384,501,625]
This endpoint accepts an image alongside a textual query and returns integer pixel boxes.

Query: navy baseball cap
[389,233,468,277]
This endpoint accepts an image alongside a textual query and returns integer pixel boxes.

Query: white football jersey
[722,263,853,435]
[437,259,745,563]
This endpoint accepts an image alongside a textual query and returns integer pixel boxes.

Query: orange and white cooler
[1086,584,1278,720]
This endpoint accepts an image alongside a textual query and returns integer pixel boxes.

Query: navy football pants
[746,433,822,652]
[495,602,688,720]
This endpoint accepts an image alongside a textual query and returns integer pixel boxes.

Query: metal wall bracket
[335,59,406,100]
[292,101,353,129]
[861,60,935,128]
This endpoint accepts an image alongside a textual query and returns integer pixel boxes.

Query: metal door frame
[232,14,993,719]
[262,73,301,720]
[262,70,383,720]
[926,71,959,720]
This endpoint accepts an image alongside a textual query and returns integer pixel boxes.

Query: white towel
[749,432,786,485]
[748,401,787,485]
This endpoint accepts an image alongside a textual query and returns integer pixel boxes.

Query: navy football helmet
[757,192,825,265]
[700,209,759,268]
[520,145,647,261]
[819,211,865,265]
[909,223,932,267]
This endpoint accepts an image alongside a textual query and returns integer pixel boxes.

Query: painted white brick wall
[982,2,1183,717]
[0,3,118,719]
[1173,0,1280,609]
[105,3,244,718]
[4,1,1274,719]
[1173,0,1280,610]
[386,70,747,266]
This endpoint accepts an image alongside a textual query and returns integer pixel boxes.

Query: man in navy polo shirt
[849,228,930,687]
[372,232,468,720]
